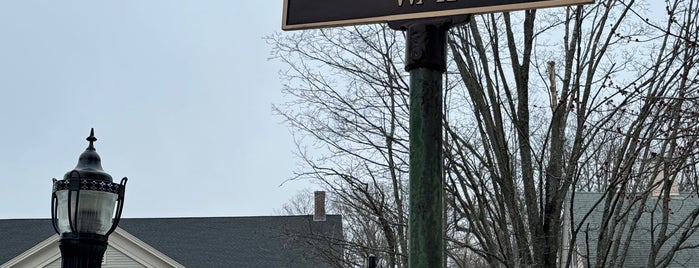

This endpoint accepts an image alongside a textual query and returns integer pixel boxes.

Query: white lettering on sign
[397,0,456,7]
[397,0,423,6]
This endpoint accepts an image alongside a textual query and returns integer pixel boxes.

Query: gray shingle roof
[572,192,699,267]
[0,215,343,268]
[0,219,55,266]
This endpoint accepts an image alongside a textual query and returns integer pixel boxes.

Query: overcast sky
[0,1,312,219]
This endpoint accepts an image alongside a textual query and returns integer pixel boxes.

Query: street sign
[283,0,593,30]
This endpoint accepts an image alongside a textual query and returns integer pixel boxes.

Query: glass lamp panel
[55,189,118,235]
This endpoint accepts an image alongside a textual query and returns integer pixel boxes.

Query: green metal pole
[408,67,444,268]
[389,17,467,267]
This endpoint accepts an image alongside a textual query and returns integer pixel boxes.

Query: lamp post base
[59,233,108,268]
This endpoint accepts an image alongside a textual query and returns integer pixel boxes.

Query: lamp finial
[87,128,97,150]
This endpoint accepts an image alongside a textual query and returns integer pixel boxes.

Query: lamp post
[51,129,127,268]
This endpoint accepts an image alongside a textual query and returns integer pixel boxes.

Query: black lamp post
[51,129,127,268]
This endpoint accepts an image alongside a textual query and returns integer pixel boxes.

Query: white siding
[44,258,60,268]
[42,246,145,268]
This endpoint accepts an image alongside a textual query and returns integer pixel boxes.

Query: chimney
[651,161,679,197]
[314,191,326,221]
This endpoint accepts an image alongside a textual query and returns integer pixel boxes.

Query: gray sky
[0,1,311,218]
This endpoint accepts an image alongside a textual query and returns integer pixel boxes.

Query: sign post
[386,16,467,267]
[282,1,591,267]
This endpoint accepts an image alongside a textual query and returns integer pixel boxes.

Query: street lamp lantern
[51,128,127,268]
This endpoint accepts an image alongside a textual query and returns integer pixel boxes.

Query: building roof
[0,215,343,268]
[571,192,699,267]
[0,219,54,266]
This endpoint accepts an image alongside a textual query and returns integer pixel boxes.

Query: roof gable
[0,215,343,268]
[0,234,59,268]
[0,219,55,266]
[1,226,184,268]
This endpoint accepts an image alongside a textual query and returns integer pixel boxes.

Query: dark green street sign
[282,0,593,30]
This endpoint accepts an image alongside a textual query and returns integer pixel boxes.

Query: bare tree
[270,0,699,267]
[275,189,318,215]
[270,25,411,267]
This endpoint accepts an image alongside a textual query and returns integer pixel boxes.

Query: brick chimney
[314,191,326,221]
